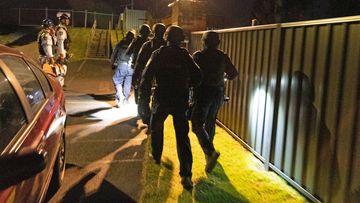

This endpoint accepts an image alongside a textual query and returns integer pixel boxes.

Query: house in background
[161,0,207,38]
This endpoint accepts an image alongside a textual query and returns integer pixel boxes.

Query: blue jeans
[113,62,133,102]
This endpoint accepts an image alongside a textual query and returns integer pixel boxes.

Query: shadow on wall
[291,70,340,201]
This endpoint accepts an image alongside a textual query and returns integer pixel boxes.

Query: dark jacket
[133,37,166,84]
[111,38,132,65]
[193,48,238,89]
[126,36,148,68]
[139,45,202,105]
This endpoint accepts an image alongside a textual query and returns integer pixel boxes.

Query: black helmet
[139,24,151,38]
[125,31,135,41]
[165,25,184,45]
[152,23,166,38]
[42,18,54,28]
[201,31,220,49]
[59,13,70,20]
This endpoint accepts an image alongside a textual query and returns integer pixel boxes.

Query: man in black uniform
[126,24,151,102]
[111,31,135,107]
[134,23,166,124]
[191,31,238,173]
[138,25,201,189]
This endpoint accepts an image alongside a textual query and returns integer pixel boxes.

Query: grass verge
[67,27,90,62]
[140,116,308,203]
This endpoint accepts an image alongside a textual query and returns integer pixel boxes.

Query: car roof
[0,45,24,56]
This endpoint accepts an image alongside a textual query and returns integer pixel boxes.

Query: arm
[186,53,202,88]
[224,54,238,80]
[110,43,120,65]
[56,27,67,57]
[41,33,54,58]
[139,52,157,105]
[133,42,150,85]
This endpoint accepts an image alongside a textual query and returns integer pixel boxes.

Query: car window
[0,56,45,113]
[0,70,26,152]
[27,62,52,96]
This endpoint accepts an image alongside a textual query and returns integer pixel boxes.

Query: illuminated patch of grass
[67,27,90,62]
[140,116,308,203]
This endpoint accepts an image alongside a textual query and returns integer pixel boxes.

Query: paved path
[48,59,147,202]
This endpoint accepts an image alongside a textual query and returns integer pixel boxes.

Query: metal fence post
[45,7,48,19]
[71,9,74,26]
[111,13,114,29]
[84,10,87,28]
[18,8,21,25]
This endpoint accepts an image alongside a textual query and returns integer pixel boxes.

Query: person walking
[134,23,166,125]
[138,26,201,189]
[191,31,239,172]
[38,18,56,65]
[126,24,151,103]
[111,31,135,107]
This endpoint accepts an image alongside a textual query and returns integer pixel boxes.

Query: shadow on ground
[178,163,249,203]
[48,164,136,203]
[2,26,40,47]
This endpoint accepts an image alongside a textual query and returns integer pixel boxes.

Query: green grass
[0,32,23,44]
[140,117,308,203]
[67,27,91,62]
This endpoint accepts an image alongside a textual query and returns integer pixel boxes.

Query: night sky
[1,0,255,28]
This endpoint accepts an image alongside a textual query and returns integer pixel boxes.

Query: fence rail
[0,7,119,29]
[190,15,360,203]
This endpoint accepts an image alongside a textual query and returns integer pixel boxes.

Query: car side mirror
[0,148,47,190]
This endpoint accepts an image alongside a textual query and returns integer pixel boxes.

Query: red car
[0,45,66,202]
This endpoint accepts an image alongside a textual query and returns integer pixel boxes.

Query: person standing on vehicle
[134,23,166,125]
[126,24,151,103]
[38,18,56,65]
[191,31,238,173]
[138,25,202,189]
[55,13,71,65]
[111,31,135,107]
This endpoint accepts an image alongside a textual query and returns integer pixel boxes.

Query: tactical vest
[56,26,71,51]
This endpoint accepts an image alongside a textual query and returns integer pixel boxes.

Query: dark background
[0,0,359,28]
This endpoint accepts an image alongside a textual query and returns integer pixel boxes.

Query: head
[59,13,70,26]
[138,24,151,38]
[125,31,135,41]
[201,31,220,49]
[152,23,166,39]
[42,18,54,29]
[165,25,184,46]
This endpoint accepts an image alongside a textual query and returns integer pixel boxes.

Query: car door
[0,55,54,203]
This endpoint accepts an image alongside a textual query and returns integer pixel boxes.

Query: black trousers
[191,87,224,155]
[150,101,193,178]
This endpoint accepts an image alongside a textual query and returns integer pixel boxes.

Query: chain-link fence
[0,8,121,29]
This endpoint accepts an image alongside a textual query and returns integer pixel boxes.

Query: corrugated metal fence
[190,16,360,202]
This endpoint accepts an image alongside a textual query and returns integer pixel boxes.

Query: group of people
[38,13,72,86]
[111,24,238,190]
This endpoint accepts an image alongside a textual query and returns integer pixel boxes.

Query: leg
[150,103,168,163]
[206,92,224,142]
[123,66,134,102]
[112,65,125,104]
[191,99,215,156]
[172,104,192,178]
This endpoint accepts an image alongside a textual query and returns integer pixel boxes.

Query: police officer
[126,24,151,103]
[138,25,201,189]
[134,23,166,124]
[191,31,238,172]
[38,18,56,65]
[111,31,135,107]
[56,13,71,64]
